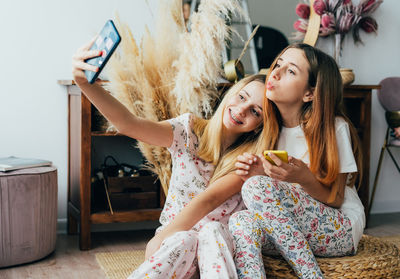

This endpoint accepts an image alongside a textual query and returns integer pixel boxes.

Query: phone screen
[85,20,121,84]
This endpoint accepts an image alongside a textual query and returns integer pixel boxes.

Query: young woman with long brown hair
[230,43,364,279]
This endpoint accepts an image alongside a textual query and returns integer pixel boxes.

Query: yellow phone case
[263,150,288,165]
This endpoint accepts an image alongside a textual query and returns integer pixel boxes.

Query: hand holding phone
[263,150,288,165]
[85,20,121,84]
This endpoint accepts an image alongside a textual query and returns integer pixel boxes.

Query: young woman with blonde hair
[72,37,269,278]
[230,43,364,279]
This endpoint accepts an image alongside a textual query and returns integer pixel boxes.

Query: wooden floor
[1,212,400,279]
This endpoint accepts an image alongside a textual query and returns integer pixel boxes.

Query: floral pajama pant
[128,221,238,279]
[228,176,355,279]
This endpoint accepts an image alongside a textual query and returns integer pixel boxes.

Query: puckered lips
[266,81,275,90]
[229,108,243,125]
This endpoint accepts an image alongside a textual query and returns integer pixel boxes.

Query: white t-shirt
[277,117,365,250]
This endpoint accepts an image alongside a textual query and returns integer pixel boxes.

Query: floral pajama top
[157,113,246,234]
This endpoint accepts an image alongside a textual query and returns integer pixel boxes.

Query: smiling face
[266,48,313,107]
[222,80,264,136]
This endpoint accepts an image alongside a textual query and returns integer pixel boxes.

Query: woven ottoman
[0,166,57,267]
[263,235,400,278]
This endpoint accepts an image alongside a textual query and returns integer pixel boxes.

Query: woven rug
[95,235,400,279]
[96,249,144,279]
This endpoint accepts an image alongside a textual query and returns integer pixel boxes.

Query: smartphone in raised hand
[85,20,121,84]
[263,150,288,165]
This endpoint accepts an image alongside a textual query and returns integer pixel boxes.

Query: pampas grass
[104,0,242,195]
[172,0,242,117]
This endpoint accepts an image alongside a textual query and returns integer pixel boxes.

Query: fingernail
[246,166,249,170]
[249,160,252,164]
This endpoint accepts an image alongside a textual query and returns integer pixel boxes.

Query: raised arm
[145,172,243,259]
[72,38,173,147]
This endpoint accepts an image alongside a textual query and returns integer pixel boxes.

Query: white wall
[248,0,298,40]
[0,0,158,232]
[0,0,398,235]
[229,0,298,74]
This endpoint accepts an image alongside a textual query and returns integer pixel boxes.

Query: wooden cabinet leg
[79,218,91,250]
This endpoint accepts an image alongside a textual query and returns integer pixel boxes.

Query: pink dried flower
[313,0,327,16]
[319,12,335,37]
[296,3,310,19]
[321,12,335,28]
[337,7,355,33]
[293,19,308,33]
[292,0,382,46]
[360,0,383,15]
[360,16,378,33]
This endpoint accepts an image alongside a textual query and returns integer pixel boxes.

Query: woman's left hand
[235,152,265,181]
[261,153,312,185]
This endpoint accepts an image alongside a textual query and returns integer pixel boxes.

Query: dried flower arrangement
[293,0,383,62]
[104,0,242,194]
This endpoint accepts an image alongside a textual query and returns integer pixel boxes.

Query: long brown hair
[193,74,267,183]
[263,43,362,202]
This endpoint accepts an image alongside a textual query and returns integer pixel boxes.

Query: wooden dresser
[60,80,164,250]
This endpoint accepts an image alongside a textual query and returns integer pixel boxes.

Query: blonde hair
[262,43,362,203]
[193,74,266,183]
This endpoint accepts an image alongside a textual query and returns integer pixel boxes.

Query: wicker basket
[263,235,400,279]
[340,68,355,86]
